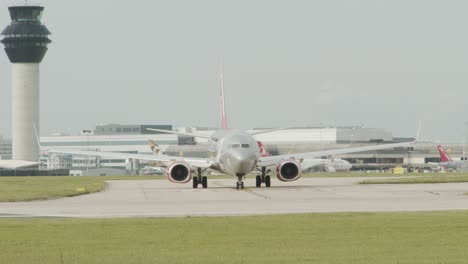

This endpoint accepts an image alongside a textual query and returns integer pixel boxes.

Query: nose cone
[231,152,257,175]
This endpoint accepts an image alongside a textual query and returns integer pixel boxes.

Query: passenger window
[241,144,250,148]
[231,144,241,148]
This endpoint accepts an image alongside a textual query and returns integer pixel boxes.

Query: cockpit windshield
[231,144,250,149]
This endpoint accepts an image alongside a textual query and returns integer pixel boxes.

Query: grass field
[0,211,468,263]
[0,176,157,202]
[360,174,468,184]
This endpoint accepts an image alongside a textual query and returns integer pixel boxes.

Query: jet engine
[276,159,302,182]
[166,161,192,183]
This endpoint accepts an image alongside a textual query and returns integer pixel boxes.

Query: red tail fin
[220,61,228,129]
[257,141,271,157]
[437,145,452,162]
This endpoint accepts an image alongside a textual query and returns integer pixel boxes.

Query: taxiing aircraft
[49,68,419,189]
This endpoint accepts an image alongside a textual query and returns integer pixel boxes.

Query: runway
[1,177,468,218]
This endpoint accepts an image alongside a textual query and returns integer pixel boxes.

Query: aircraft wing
[259,122,420,167]
[49,149,213,168]
[258,140,416,167]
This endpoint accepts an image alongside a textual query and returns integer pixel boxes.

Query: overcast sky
[0,0,467,142]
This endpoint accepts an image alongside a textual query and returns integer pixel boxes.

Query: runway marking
[212,181,271,199]
[103,181,112,192]
[136,182,149,200]
[242,189,271,200]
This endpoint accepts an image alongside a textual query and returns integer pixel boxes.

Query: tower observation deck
[1,5,52,162]
[1,6,51,63]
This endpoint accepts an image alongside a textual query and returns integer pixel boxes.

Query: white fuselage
[207,129,260,176]
[439,161,466,171]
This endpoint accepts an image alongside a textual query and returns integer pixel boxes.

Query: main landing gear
[192,168,208,189]
[236,175,245,190]
[255,167,271,188]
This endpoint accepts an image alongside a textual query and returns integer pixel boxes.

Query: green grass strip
[0,177,106,202]
[1,211,468,263]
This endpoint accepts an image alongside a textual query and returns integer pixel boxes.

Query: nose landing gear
[236,175,245,190]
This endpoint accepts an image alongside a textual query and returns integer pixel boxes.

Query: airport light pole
[1,5,51,161]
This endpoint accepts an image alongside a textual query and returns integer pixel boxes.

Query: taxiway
[1,177,468,218]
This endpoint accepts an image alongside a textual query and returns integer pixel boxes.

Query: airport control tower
[1,6,51,161]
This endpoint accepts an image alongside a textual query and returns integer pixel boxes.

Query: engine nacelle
[166,161,192,183]
[276,159,302,182]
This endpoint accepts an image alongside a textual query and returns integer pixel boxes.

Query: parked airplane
[148,140,166,156]
[49,68,419,189]
[143,140,169,174]
[437,145,466,170]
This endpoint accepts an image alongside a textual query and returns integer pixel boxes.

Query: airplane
[48,67,420,189]
[143,140,168,174]
[436,145,466,171]
[256,141,352,172]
